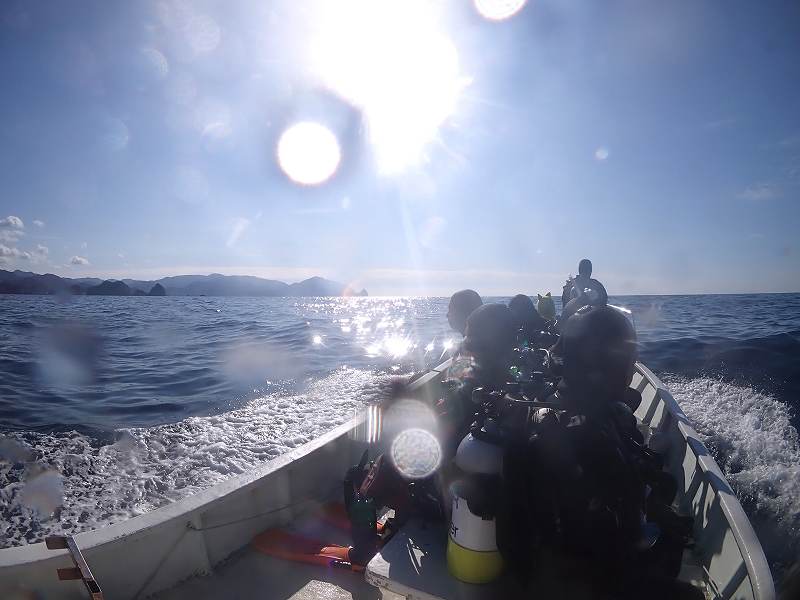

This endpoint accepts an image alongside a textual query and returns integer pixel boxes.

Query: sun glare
[309,0,469,174]
[277,122,341,186]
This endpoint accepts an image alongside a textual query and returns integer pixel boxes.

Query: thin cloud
[33,244,49,261]
[777,133,800,148]
[0,215,24,243]
[226,217,251,248]
[0,230,22,243]
[0,215,24,229]
[418,216,446,248]
[0,244,32,260]
[737,183,780,201]
[70,255,90,265]
[704,117,739,130]
[33,219,45,227]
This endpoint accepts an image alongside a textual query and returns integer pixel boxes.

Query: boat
[0,360,776,600]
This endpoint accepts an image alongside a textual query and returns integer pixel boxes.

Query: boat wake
[0,368,388,548]
[665,374,800,580]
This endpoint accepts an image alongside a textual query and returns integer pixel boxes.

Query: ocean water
[1,293,799,579]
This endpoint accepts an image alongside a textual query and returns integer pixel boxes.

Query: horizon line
[2,267,798,297]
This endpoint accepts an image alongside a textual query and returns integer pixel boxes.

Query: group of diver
[434,259,698,598]
[344,259,701,599]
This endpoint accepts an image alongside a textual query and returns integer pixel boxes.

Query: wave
[641,330,800,420]
[665,375,800,580]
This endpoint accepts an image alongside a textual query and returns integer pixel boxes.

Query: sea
[1,293,799,581]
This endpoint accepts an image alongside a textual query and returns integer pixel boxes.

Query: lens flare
[474,0,527,21]
[277,122,341,186]
[391,428,442,479]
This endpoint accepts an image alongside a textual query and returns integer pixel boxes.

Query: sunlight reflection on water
[302,297,453,365]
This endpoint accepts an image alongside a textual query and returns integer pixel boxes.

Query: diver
[437,303,518,456]
[499,307,644,588]
[508,294,547,347]
[523,306,691,598]
[561,258,608,308]
[446,289,483,336]
[557,304,637,409]
[461,302,518,387]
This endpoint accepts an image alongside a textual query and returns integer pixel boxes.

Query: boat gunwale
[0,416,359,568]
[634,362,775,600]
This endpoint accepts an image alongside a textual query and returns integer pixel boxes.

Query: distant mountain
[86,280,132,296]
[0,269,367,297]
[181,273,290,297]
[289,276,367,297]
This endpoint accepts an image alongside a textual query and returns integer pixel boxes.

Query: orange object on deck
[252,529,361,570]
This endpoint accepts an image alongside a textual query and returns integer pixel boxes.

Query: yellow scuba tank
[446,419,504,583]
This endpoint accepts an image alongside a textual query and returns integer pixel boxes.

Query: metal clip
[45,535,104,600]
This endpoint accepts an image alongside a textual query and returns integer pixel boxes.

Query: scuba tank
[447,413,505,584]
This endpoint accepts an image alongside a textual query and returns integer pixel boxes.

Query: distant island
[0,270,368,297]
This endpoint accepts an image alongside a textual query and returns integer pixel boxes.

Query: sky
[1,0,799,296]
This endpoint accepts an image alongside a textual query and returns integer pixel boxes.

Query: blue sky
[1,0,798,295]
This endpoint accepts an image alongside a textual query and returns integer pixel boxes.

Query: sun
[276,122,341,186]
[308,0,469,174]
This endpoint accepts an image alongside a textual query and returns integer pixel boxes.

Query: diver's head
[508,294,537,326]
[560,305,637,406]
[578,258,592,278]
[447,289,483,335]
[463,303,516,370]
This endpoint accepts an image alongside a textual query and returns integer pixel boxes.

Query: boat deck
[156,546,384,600]
[154,506,709,600]
[155,511,402,600]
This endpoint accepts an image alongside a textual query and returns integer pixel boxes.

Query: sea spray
[667,375,800,580]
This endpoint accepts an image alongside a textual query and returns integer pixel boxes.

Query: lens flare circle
[474,0,527,21]
[390,428,441,479]
[277,122,341,186]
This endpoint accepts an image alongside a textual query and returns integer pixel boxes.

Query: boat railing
[632,363,775,600]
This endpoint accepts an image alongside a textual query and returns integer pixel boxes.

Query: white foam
[0,368,385,547]
[665,375,800,576]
